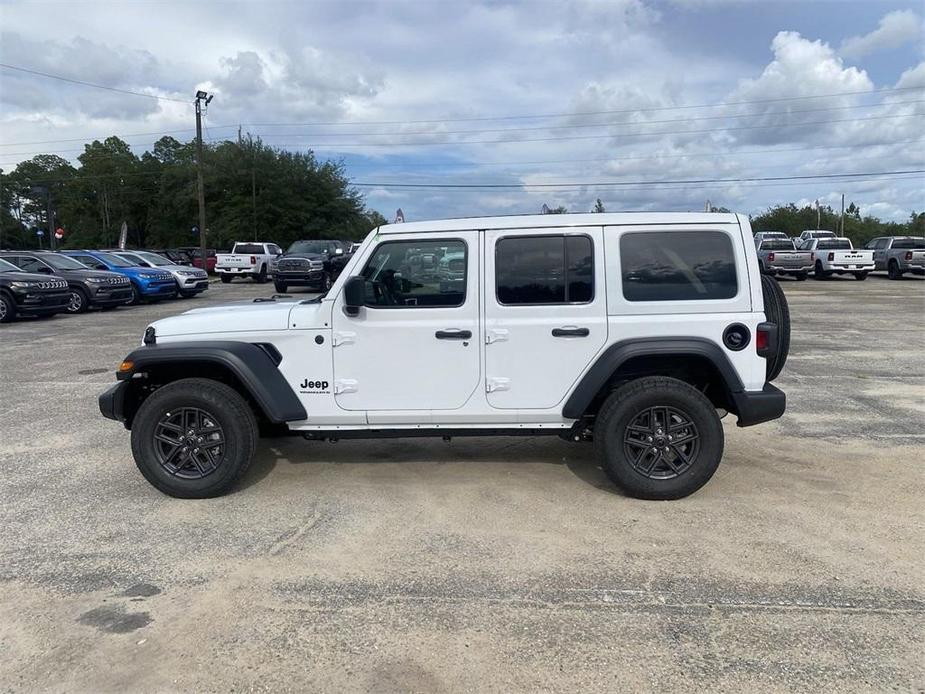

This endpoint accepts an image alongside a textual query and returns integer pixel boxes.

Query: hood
[1,270,68,284]
[281,252,325,260]
[150,299,299,338]
[60,268,127,281]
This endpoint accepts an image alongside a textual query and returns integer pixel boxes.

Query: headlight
[309,260,324,269]
[177,270,197,276]
[86,277,108,283]
[10,281,37,288]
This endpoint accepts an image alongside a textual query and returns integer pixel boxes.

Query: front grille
[279,259,310,271]
[38,280,68,290]
[107,277,128,285]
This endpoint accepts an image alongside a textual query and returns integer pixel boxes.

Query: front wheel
[130,378,258,498]
[593,377,724,500]
[130,283,143,305]
[67,287,89,314]
[854,271,868,281]
[0,292,17,323]
[888,260,903,280]
[321,271,332,292]
[274,281,288,293]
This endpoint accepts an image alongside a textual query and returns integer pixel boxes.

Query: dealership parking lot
[1,277,923,691]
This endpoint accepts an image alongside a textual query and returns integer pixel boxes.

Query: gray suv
[0,251,133,313]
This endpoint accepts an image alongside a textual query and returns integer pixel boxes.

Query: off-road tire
[274,281,288,293]
[130,378,258,499]
[888,260,903,280]
[220,274,232,284]
[593,377,724,500]
[0,291,16,323]
[760,274,790,382]
[67,287,89,314]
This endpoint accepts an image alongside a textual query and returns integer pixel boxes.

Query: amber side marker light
[118,360,134,373]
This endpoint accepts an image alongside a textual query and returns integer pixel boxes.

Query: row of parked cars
[752,230,925,281]
[0,249,209,323]
[214,239,358,293]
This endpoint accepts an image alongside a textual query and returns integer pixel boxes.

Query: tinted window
[360,239,466,308]
[71,255,107,270]
[496,235,593,305]
[817,239,851,250]
[891,237,925,249]
[288,240,330,255]
[0,258,21,272]
[621,231,737,302]
[7,256,47,273]
[233,243,266,255]
[760,239,796,251]
[44,254,89,270]
[95,252,135,268]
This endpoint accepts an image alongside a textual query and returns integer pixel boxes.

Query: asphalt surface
[1,273,923,692]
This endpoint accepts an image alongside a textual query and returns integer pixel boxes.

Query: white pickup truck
[215,242,282,284]
[805,237,874,280]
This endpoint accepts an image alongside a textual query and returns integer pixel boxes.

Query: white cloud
[840,10,924,60]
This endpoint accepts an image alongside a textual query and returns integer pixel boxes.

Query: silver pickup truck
[864,236,925,279]
[756,238,813,280]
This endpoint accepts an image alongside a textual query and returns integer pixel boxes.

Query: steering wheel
[368,279,398,306]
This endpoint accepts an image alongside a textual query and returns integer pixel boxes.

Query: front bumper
[276,270,324,286]
[731,384,786,427]
[179,278,209,293]
[99,381,128,422]
[89,284,134,305]
[139,280,177,296]
[15,290,71,314]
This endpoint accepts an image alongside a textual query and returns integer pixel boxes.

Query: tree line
[0,135,387,251]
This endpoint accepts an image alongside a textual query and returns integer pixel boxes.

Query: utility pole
[840,193,845,236]
[195,90,213,270]
[251,168,257,241]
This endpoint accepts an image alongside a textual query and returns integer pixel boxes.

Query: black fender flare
[562,337,744,420]
[115,340,306,423]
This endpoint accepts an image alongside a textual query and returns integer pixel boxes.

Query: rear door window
[620,231,737,302]
[495,235,593,305]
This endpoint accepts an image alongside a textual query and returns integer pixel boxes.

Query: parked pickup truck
[755,239,812,280]
[864,236,925,279]
[795,230,836,249]
[804,237,874,280]
[273,239,350,293]
[753,231,789,246]
[216,242,282,284]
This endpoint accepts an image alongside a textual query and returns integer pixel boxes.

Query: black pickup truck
[273,239,352,293]
[0,257,71,323]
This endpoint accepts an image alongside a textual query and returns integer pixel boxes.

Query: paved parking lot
[1,275,923,692]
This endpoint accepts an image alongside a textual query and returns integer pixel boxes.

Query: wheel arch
[563,338,744,420]
[114,341,306,428]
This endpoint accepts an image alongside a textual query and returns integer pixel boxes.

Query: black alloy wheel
[623,406,701,480]
[153,407,226,479]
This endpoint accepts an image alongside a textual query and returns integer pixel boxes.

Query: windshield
[757,232,785,238]
[44,254,90,270]
[817,239,852,250]
[0,258,21,272]
[761,240,796,250]
[807,231,835,238]
[95,252,136,268]
[233,243,266,255]
[287,241,330,255]
[891,237,925,249]
[134,251,174,266]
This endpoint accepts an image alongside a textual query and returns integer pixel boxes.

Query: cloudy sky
[1,0,923,222]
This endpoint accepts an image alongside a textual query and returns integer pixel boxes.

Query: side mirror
[37,266,53,274]
[343,276,365,316]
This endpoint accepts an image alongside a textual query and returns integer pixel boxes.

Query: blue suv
[62,250,177,304]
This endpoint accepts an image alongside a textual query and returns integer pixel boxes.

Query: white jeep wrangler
[100,212,789,500]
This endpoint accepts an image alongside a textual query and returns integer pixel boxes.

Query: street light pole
[195,90,212,271]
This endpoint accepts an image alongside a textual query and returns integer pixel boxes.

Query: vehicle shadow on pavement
[235,436,621,496]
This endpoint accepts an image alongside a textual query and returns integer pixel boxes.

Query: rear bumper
[99,381,129,422]
[731,384,786,427]
[217,266,258,275]
[766,265,812,273]
[827,263,874,272]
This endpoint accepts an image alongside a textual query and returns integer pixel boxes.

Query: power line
[0,62,190,104]
[347,170,925,189]
[237,86,925,126]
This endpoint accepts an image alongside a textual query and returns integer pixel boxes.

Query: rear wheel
[0,292,16,323]
[594,377,723,500]
[220,274,232,284]
[130,378,258,498]
[888,260,903,280]
[66,287,89,314]
[854,271,868,281]
[255,265,268,283]
[813,261,830,279]
[760,274,790,382]
[274,281,288,293]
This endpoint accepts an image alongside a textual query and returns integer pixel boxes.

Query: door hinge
[333,331,356,347]
[486,328,509,344]
[333,379,358,395]
[486,377,510,393]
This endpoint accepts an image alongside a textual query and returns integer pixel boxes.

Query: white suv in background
[100,212,789,501]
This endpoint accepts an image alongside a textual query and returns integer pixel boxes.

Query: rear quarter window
[620,231,737,302]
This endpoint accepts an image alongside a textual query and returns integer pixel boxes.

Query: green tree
[593,198,605,213]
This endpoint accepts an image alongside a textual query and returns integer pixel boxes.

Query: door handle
[435,329,472,340]
[552,327,590,337]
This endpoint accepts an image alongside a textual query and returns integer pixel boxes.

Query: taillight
[828,252,835,262]
[756,329,769,351]
[906,251,913,261]
[768,252,775,262]
[250,255,256,264]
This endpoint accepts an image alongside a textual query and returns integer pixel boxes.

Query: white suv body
[100,212,788,500]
